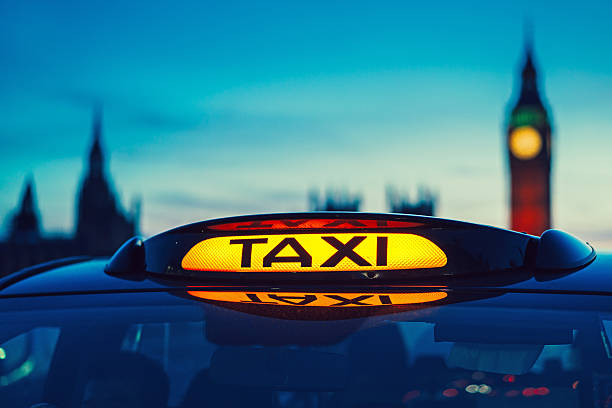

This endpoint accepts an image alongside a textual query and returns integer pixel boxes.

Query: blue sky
[1,0,612,247]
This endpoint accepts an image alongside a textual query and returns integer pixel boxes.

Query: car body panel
[1,253,611,298]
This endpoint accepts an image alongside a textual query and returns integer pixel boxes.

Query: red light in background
[522,388,536,397]
[503,374,516,383]
[522,387,550,397]
[572,380,580,390]
[442,389,459,398]
[402,390,420,402]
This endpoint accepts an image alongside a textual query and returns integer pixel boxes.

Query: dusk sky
[1,1,611,247]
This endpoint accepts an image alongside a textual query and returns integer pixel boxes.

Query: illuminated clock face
[509,126,542,160]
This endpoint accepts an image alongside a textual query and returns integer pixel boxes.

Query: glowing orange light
[187,291,448,307]
[182,233,447,272]
[572,380,579,390]
[209,218,424,231]
[510,126,542,160]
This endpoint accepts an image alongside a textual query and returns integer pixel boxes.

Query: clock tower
[507,41,552,235]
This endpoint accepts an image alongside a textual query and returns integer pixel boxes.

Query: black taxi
[0,212,610,408]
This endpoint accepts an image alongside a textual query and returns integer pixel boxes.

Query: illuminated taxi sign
[181,233,447,272]
[107,213,553,282]
[187,291,448,307]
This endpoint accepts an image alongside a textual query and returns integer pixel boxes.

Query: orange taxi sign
[181,233,447,272]
[187,291,448,307]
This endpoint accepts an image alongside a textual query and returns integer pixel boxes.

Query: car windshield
[1,289,612,408]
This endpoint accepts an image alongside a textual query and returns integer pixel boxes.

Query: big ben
[507,42,552,236]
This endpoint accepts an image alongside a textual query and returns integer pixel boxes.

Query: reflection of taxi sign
[187,291,448,307]
[208,219,424,231]
[181,233,447,272]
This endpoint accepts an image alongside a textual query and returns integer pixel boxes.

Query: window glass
[0,328,60,407]
[121,322,215,406]
[1,292,611,408]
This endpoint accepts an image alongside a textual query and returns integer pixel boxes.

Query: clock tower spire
[506,34,552,235]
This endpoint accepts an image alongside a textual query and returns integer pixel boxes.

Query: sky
[1,0,611,247]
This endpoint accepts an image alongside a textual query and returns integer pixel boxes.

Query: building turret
[9,176,41,243]
[76,107,136,255]
[89,107,104,178]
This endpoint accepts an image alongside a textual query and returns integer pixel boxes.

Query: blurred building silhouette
[506,37,553,235]
[308,187,436,215]
[75,109,138,255]
[0,109,138,276]
[8,176,41,244]
[386,186,436,216]
[309,189,361,211]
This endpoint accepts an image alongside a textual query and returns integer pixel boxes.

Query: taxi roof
[1,249,611,299]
